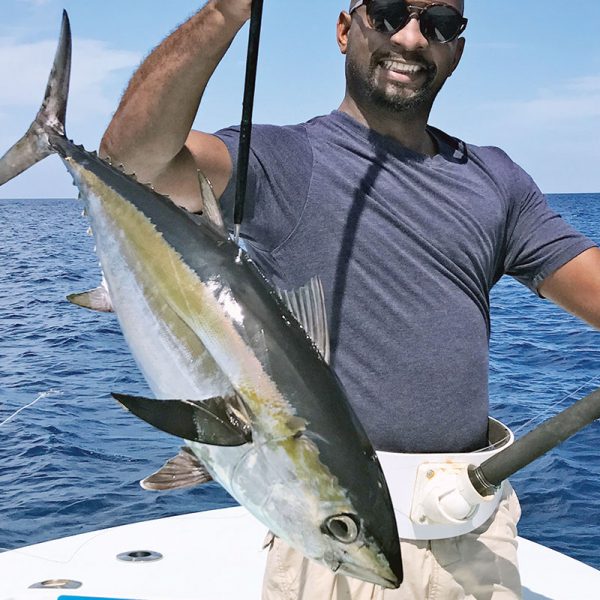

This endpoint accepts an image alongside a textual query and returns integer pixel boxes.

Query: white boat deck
[0,506,598,600]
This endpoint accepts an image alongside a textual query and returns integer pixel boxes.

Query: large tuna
[0,12,402,587]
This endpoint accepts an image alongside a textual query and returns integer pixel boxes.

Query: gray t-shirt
[215,111,594,453]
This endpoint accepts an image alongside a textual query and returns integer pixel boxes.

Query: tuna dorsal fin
[112,393,252,446]
[277,277,330,363]
[198,170,226,234]
[141,446,213,491]
[66,277,113,312]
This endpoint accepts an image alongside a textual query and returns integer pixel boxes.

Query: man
[101,1,600,598]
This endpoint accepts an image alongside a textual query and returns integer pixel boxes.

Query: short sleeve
[214,124,314,253]
[503,160,595,294]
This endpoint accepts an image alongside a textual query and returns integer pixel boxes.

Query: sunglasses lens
[367,0,410,33]
[420,5,464,42]
[363,1,465,43]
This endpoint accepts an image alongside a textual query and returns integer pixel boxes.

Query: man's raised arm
[100,0,251,211]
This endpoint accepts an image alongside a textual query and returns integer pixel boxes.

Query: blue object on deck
[58,596,142,600]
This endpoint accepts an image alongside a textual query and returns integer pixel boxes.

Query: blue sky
[0,0,599,198]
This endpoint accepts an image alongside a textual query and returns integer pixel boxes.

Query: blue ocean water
[1,194,599,571]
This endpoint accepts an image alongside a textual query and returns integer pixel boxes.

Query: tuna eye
[324,514,360,544]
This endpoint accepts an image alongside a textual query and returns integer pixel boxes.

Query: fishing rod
[470,386,600,496]
[409,385,600,530]
[234,0,264,245]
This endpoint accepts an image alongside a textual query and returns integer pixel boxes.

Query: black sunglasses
[350,0,468,44]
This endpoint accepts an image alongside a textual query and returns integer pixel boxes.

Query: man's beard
[346,52,439,115]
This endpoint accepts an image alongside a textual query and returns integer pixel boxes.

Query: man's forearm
[100,0,250,181]
[540,247,600,330]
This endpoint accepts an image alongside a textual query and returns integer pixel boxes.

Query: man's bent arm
[539,247,600,330]
[100,0,251,210]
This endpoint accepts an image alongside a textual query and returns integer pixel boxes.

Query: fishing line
[475,433,512,455]
[473,376,600,454]
[0,389,62,428]
[234,0,264,244]
[510,375,600,437]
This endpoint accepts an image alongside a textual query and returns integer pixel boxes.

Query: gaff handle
[234,0,264,242]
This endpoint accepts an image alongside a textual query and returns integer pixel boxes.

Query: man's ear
[450,36,466,75]
[337,11,352,54]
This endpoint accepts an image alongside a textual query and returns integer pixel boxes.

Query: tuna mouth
[336,561,401,589]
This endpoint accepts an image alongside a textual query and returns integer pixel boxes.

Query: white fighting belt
[376,418,514,540]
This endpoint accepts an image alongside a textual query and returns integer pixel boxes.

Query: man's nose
[389,16,428,51]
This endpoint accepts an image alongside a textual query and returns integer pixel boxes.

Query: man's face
[339,0,465,116]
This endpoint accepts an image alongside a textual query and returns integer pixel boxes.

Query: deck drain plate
[117,549,163,562]
[29,578,82,589]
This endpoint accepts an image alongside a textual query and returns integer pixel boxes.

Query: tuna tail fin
[0,10,71,185]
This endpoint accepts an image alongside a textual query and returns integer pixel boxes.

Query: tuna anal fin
[112,393,252,446]
[277,276,330,363]
[141,446,213,491]
[67,282,113,312]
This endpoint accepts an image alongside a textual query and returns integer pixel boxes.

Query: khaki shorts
[262,483,522,600]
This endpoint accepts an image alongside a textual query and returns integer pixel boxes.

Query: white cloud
[488,74,600,122]
[436,73,600,192]
[70,39,142,116]
[0,38,57,105]
[467,74,600,192]
[0,35,141,118]
[565,75,600,93]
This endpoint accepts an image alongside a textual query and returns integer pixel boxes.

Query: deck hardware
[29,578,82,589]
[116,549,163,562]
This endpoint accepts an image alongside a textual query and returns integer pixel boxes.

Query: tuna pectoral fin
[141,446,213,491]
[112,393,252,446]
[277,276,330,363]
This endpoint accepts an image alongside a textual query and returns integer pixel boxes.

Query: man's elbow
[99,126,130,165]
[98,131,113,161]
[98,126,162,186]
